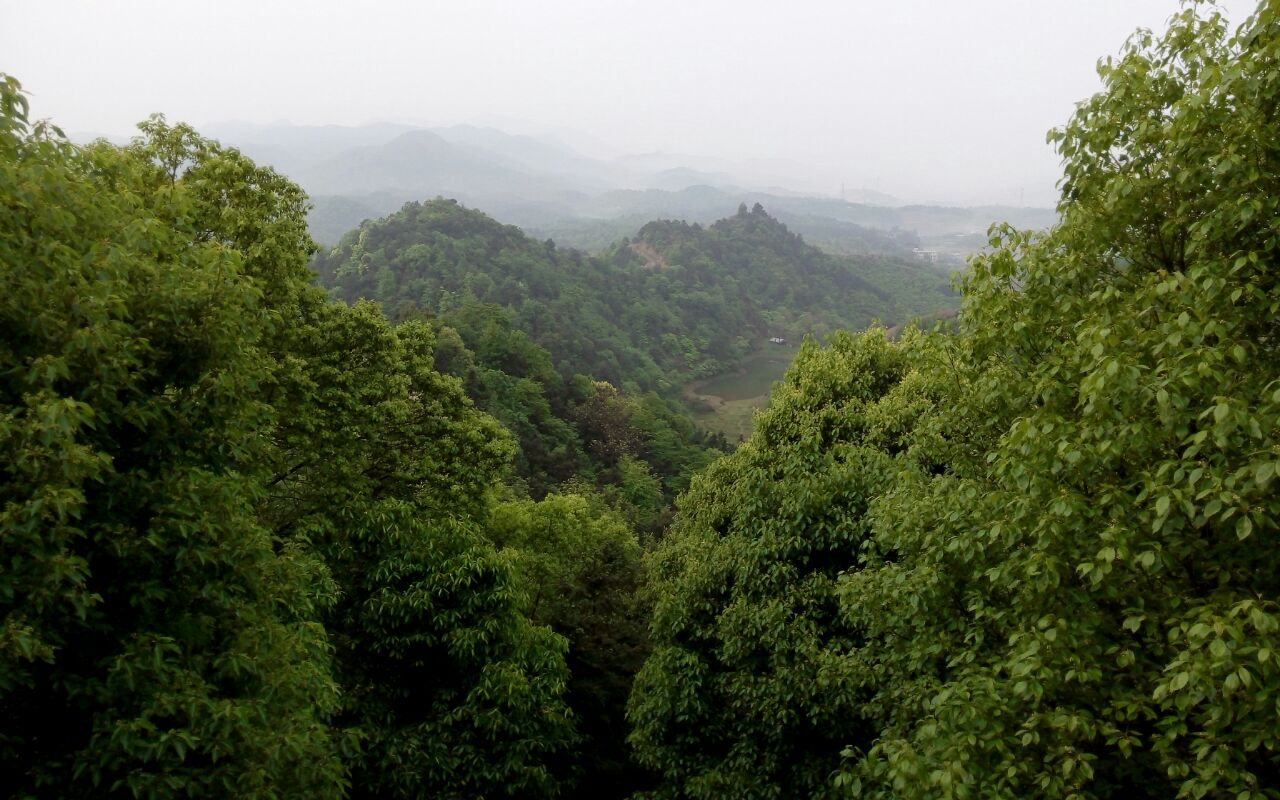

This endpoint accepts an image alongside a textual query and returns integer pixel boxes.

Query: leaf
[1256,461,1275,484]
[1237,516,1253,540]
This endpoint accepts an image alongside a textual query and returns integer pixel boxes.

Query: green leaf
[1237,516,1253,540]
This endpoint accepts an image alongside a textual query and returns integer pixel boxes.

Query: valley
[685,341,799,440]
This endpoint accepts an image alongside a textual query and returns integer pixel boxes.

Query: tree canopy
[0,79,344,798]
[631,4,1280,798]
[312,197,953,393]
[0,79,578,799]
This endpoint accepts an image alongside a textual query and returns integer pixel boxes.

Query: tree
[628,331,940,799]
[257,296,577,798]
[149,116,583,797]
[0,77,344,798]
[841,4,1280,796]
[632,3,1280,797]
[489,492,653,797]
[1,92,579,799]
[571,381,644,465]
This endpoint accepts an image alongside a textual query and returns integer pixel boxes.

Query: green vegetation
[692,347,797,402]
[631,330,919,797]
[490,493,653,795]
[4,2,1279,798]
[689,396,763,443]
[311,196,953,470]
[313,198,952,391]
[0,83,345,800]
[0,81,577,798]
[684,343,799,441]
[632,5,1280,798]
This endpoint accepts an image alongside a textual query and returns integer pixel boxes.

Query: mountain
[643,168,738,191]
[202,120,420,177]
[201,121,1056,257]
[293,129,572,197]
[311,198,957,482]
[313,198,740,504]
[431,124,621,189]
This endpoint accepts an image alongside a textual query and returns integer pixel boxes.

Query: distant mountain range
[200,121,1057,256]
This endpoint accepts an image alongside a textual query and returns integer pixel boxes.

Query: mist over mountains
[202,121,1057,256]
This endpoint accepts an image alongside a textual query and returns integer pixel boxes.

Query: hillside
[614,203,954,339]
[307,178,1056,258]
[312,199,956,392]
[312,199,957,451]
[311,197,956,472]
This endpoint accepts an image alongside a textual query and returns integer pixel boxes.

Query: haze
[1,0,1257,206]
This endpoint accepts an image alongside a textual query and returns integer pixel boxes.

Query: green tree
[160,116,583,796]
[490,492,652,797]
[0,77,344,798]
[436,303,586,496]
[632,3,1280,798]
[257,295,578,798]
[841,5,1280,796]
[312,195,953,414]
[628,331,936,799]
[1,93,579,799]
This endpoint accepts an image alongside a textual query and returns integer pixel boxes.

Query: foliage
[626,203,952,347]
[309,196,945,511]
[310,196,951,395]
[490,492,654,795]
[628,330,938,798]
[313,199,669,388]
[426,300,720,513]
[12,2,1276,796]
[841,6,1280,796]
[632,4,1280,798]
[257,293,578,798]
[1,85,578,799]
[431,302,589,495]
[0,78,344,798]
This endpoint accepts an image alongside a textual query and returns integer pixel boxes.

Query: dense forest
[3,3,1279,799]
[308,194,951,503]
[312,198,953,391]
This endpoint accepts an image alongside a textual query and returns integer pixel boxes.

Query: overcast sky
[1,0,1258,206]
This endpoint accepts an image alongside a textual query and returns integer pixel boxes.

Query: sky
[1,0,1259,206]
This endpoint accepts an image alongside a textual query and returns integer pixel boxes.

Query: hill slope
[313,199,956,392]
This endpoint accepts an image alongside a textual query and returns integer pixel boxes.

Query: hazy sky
[1,0,1258,206]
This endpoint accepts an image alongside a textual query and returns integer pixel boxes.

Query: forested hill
[617,203,955,341]
[312,198,955,392]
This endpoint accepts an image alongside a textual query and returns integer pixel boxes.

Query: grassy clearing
[692,397,761,442]
[687,343,799,441]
